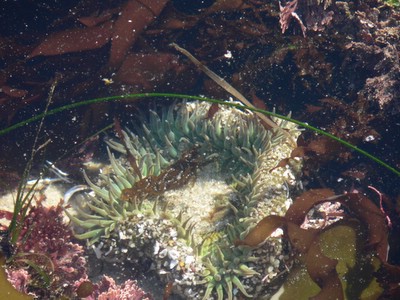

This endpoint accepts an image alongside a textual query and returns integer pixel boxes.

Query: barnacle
[66,101,301,299]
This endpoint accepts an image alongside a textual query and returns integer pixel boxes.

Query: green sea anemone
[65,101,301,299]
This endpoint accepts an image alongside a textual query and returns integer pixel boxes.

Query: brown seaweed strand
[121,147,201,202]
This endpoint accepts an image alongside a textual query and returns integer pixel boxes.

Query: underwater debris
[66,101,301,299]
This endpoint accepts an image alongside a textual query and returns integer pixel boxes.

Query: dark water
[0,1,399,299]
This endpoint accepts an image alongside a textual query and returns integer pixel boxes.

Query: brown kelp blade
[235,188,389,299]
[234,215,286,247]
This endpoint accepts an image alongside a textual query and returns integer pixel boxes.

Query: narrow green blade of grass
[0,93,398,176]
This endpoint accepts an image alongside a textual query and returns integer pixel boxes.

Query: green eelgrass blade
[9,177,39,244]
[14,252,54,287]
[0,93,399,177]
[6,78,58,246]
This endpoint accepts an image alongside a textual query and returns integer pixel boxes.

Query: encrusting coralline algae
[66,101,302,299]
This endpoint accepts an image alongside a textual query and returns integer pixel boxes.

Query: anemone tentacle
[66,101,301,299]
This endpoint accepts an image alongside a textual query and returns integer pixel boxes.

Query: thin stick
[170,43,296,145]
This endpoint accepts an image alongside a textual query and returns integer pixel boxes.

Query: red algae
[0,255,32,300]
